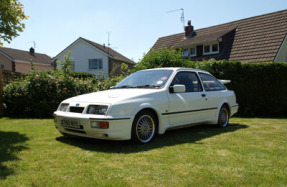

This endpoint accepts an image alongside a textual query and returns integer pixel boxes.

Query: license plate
[61,119,81,129]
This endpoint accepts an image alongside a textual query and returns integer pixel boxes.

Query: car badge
[76,103,80,106]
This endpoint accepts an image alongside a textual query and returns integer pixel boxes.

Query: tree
[0,0,29,43]
[134,47,188,71]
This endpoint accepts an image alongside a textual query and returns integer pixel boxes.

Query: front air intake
[69,107,84,113]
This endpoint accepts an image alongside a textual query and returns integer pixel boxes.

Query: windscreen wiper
[135,85,161,88]
[111,85,136,89]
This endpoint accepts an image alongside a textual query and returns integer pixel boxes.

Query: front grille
[64,128,86,134]
[70,107,84,113]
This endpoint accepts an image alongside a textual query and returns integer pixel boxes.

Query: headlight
[87,105,108,115]
[59,103,69,111]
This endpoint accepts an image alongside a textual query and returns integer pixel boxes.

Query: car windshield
[113,69,173,89]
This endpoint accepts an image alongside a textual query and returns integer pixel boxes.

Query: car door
[198,72,228,118]
[167,71,208,126]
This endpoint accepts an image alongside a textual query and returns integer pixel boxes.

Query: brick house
[151,9,287,62]
[0,47,53,73]
[53,37,135,78]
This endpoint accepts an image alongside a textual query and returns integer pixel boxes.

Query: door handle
[201,94,206,97]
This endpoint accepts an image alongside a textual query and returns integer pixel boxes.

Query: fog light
[90,121,109,129]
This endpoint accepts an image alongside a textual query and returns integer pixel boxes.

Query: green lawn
[0,117,286,186]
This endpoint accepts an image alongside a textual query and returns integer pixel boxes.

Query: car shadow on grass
[56,123,248,154]
[0,131,29,180]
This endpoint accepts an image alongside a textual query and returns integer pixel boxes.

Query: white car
[54,68,239,143]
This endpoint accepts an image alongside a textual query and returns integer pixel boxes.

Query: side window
[199,73,226,91]
[171,72,203,92]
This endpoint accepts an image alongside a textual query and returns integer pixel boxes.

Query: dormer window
[182,47,197,57]
[182,49,189,57]
[190,47,196,57]
[203,43,219,55]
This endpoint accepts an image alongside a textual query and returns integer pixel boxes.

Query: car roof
[142,67,210,74]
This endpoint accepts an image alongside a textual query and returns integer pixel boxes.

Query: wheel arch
[221,102,231,117]
[133,107,160,134]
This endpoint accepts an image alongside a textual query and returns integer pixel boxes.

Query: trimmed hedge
[69,71,97,79]
[185,60,287,117]
[3,71,121,118]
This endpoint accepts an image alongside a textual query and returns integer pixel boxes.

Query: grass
[0,117,286,186]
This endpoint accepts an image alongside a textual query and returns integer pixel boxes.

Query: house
[0,47,53,73]
[151,9,287,62]
[53,37,135,77]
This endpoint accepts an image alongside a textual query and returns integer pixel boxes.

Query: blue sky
[3,0,287,62]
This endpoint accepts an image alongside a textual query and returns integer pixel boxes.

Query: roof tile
[0,47,51,65]
[151,9,287,62]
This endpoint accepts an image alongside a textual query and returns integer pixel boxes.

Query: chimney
[185,20,194,38]
[29,47,35,56]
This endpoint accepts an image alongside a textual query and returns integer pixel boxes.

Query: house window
[182,47,196,57]
[89,59,103,69]
[204,45,210,53]
[203,43,219,55]
[0,64,4,69]
[182,49,188,57]
[99,60,103,69]
[190,47,196,57]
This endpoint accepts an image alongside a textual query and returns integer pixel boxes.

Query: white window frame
[189,47,197,57]
[182,49,189,57]
[203,43,219,55]
[182,47,197,57]
[89,59,103,70]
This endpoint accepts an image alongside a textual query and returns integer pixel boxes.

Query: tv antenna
[107,32,111,49]
[106,32,111,55]
[166,8,185,31]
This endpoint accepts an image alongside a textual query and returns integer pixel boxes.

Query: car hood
[63,88,161,104]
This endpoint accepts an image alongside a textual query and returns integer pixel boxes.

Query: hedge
[186,60,287,117]
[3,70,121,118]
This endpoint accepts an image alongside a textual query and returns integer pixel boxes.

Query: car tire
[131,110,157,144]
[217,105,229,128]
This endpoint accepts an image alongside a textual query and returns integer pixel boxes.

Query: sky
[3,0,287,62]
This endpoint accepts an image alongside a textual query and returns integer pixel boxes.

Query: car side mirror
[171,84,186,93]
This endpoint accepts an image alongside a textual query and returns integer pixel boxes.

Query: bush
[3,52,126,118]
[134,47,188,71]
[3,70,124,118]
[69,71,97,79]
[3,71,95,118]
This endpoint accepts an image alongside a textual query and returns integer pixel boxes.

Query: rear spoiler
[219,80,231,84]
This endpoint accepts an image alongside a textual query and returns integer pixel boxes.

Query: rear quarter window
[199,73,226,91]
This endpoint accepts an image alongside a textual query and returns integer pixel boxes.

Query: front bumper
[54,112,133,140]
